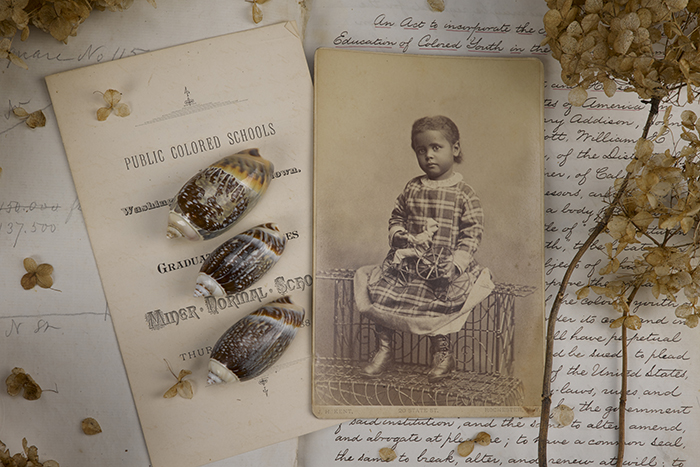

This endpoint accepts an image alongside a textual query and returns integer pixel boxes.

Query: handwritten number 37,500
[1,222,57,248]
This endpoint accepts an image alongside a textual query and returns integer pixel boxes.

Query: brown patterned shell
[167,148,273,241]
[207,296,305,384]
[194,223,286,298]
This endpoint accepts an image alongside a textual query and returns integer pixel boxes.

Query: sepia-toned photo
[312,49,545,419]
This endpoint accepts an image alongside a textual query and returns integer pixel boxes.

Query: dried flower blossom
[163,360,193,399]
[0,438,59,467]
[542,0,700,105]
[0,0,29,30]
[81,417,102,435]
[5,367,42,400]
[0,37,26,69]
[12,107,46,128]
[21,257,53,290]
[378,447,397,462]
[96,89,130,121]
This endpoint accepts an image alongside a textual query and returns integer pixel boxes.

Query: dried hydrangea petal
[624,314,642,330]
[6,368,27,396]
[22,377,42,400]
[544,9,563,32]
[676,303,695,318]
[21,272,37,290]
[457,439,475,457]
[36,263,53,276]
[97,106,111,121]
[585,0,603,13]
[26,110,46,129]
[252,1,263,23]
[552,404,575,426]
[602,77,617,97]
[163,383,178,398]
[113,103,131,117]
[13,107,30,118]
[23,258,37,273]
[474,432,491,446]
[378,447,397,461]
[103,89,122,106]
[176,380,194,399]
[666,0,689,12]
[568,85,588,106]
[81,417,102,435]
[427,0,446,11]
[36,273,54,289]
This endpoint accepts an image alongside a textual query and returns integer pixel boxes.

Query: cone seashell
[207,296,305,384]
[167,148,273,241]
[194,223,286,298]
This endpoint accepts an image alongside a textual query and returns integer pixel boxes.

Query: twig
[538,97,660,467]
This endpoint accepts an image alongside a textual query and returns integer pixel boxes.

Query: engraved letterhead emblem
[184,87,195,107]
[137,86,246,127]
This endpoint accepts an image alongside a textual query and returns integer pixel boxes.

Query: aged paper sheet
[44,22,332,467]
[312,49,544,419]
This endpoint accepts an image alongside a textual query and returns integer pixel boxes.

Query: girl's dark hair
[411,115,463,163]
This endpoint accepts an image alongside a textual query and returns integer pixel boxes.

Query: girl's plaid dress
[367,172,484,327]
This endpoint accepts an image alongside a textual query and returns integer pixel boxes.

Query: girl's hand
[391,230,409,248]
[439,261,458,280]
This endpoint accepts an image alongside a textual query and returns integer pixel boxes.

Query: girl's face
[413,130,460,180]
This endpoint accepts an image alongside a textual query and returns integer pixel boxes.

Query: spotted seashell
[194,223,285,297]
[207,296,305,384]
[167,148,273,241]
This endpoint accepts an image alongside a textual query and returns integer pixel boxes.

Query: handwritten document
[298,1,699,466]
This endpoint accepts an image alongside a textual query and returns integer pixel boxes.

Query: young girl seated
[354,115,494,383]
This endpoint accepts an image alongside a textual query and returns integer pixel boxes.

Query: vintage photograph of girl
[312,49,544,419]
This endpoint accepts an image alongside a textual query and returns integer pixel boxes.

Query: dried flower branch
[96,89,130,121]
[163,359,193,399]
[5,367,42,400]
[0,438,59,467]
[21,257,54,290]
[13,107,46,128]
[539,1,700,466]
[81,417,102,435]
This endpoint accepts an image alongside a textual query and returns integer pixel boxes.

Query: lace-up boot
[360,324,394,377]
[427,334,455,383]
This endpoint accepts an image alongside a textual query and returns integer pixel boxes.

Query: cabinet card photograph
[312,49,545,419]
